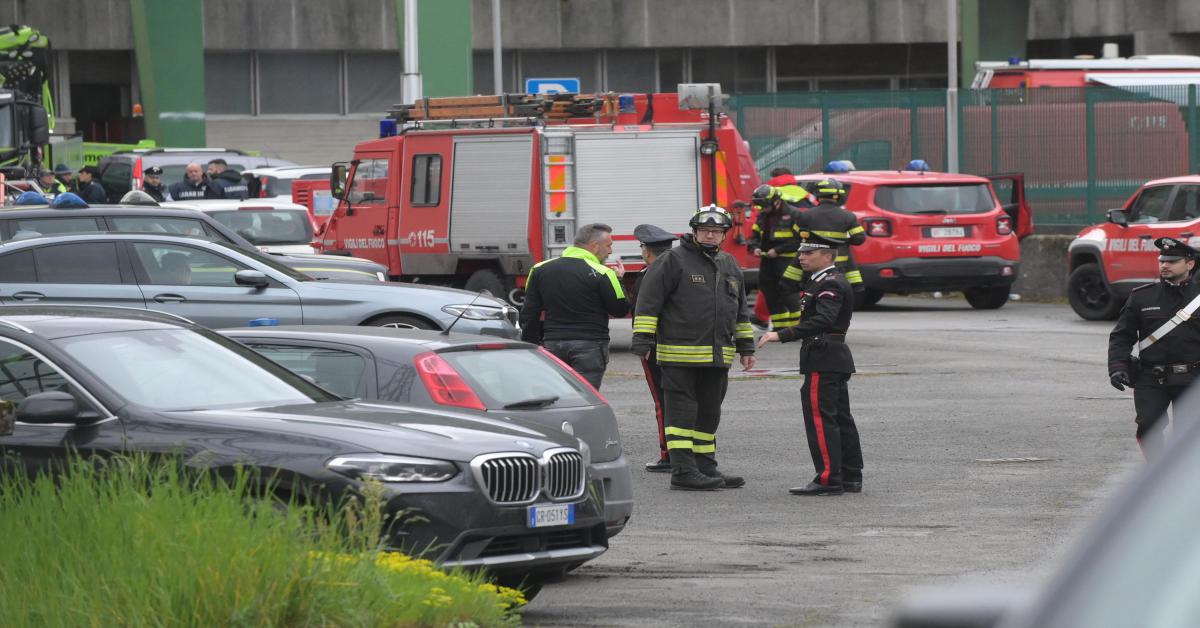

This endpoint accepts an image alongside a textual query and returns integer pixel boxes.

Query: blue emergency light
[903,159,931,172]
[248,318,280,327]
[379,119,398,138]
[823,160,855,174]
[618,94,636,113]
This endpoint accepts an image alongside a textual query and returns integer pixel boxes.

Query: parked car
[1067,175,1200,320]
[0,305,605,589]
[220,326,634,537]
[0,233,519,336]
[0,203,387,283]
[163,198,317,254]
[97,148,296,202]
[892,386,1200,627]
[242,165,331,201]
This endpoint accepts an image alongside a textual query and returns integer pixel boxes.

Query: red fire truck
[791,160,1030,309]
[315,87,761,301]
[973,55,1200,88]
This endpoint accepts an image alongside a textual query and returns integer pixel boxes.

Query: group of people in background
[16,158,252,207]
[520,172,868,496]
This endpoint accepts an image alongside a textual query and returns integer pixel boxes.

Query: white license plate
[930,227,966,238]
[527,503,575,528]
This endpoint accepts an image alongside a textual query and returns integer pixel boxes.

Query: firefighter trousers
[1133,382,1190,457]
[640,350,668,462]
[661,365,729,475]
[759,257,800,329]
[800,371,863,486]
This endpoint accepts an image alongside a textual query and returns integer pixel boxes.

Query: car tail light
[132,157,143,189]
[413,351,485,410]
[259,176,269,197]
[880,268,896,278]
[537,346,608,405]
[864,218,892,237]
[996,216,1013,235]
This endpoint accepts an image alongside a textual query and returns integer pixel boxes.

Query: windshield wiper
[503,396,559,410]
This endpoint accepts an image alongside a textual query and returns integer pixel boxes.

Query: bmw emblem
[514,440,533,449]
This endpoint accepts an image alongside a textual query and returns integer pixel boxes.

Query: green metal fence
[730,86,1200,228]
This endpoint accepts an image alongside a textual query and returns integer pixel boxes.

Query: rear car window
[873,184,996,215]
[100,161,133,201]
[35,242,122,284]
[206,209,313,245]
[243,344,365,399]
[439,348,594,409]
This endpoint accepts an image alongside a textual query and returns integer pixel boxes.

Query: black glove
[1110,371,1131,391]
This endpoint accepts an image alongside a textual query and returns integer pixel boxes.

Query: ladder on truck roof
[388,93,621,125]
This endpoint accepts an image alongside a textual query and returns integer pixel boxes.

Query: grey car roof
[0,305,192,339]
[220,325,532,351]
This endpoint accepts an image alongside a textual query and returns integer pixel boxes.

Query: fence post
[1085,90,1098,224]
[910,94,921,162]
[820,93,832,165]
[1190,84,1199,174]
[990,91,999,174]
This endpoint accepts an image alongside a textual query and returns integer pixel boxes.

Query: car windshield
[439,347,594,409]
[211,240,315,281]
[873,184,996,215]
[53,328,339,411]
[207,209,314,245]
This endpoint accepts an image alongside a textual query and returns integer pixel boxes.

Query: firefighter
[629,223,678,473]
[632,205,757,491]
[758,230,863,496]
[1108,236,1200,458]
[782,178,866,298]
[748,184,803,330]
[519,223,630,389]
[140,166,170,202]
[767,167,816,207]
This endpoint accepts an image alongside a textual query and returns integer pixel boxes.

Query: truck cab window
[349,159,389,205]
[411,154,442,206]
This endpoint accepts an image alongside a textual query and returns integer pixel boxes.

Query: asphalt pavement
[523,296,1142,627]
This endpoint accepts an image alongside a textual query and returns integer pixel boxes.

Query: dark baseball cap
[52,163,71,175]
[143,166,164,176]
[78,165,100,176]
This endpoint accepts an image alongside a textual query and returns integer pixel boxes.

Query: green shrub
[0,455,524,627]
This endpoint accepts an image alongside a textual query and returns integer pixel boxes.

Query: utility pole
[492,0,503,95]
[946,0,960,173]
[401,0,422,104]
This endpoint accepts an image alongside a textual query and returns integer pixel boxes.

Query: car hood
[160,400,576,461]
[272,252,384,267]
[297,279,507,307]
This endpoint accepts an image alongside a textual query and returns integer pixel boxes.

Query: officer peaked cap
[634,223,677,246]
[796,230,842,251]
[1154,236,1200,261]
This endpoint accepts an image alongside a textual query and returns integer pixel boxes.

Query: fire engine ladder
[541,127,578,260]
[388,93,617,125]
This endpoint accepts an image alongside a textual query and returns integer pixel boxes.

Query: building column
[960,0,1030,88]
[130,0,205,146]
[397,0,473,98]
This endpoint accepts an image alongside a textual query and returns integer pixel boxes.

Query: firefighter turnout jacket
[783,201,866,291]
[632,235,755,366]
[777,265,855,374]
[520,246,629,344]
[747,205,804,258]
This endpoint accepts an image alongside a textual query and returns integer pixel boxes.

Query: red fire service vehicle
[1067,175,1200,320]
[974,54,1200,88]
[315,86,761,302]
[790,160,1031,309]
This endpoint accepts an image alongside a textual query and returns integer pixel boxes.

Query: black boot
[788,481,844,496]
[697,453,746,488]
[644,457,671,472]
[669,451,723,491]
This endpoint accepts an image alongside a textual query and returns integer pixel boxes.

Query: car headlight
[326,453,458,482]
[376,271,387,282]
[441,304,506,320]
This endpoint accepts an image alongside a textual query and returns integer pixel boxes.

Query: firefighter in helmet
[782,177,866,297]
[748,184,804,330]
[632,205,756,490]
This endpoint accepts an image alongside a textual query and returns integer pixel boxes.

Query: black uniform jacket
[519,246,629,344]
[141,182,169,202]
[632,235,755,367]
[778,265,855,373]
[783,201,866,288]
[209,169,250,200]
[747,206,803,257]
[78,180,107,204]
[169,179,211,201]
[1109,278,1200,379]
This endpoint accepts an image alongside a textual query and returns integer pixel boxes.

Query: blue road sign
[525,77,581,94]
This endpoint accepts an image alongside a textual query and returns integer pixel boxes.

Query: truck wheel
[856,288,884,308]
[365,314,437,330]
[464,268,507,299]
[1067,263,1121,320]
[963,286,1010,310]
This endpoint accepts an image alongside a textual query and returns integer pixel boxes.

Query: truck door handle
[152,293,186,303]
[1138,234,1153,239]
[11,291,44,301]
[372,226,386,236]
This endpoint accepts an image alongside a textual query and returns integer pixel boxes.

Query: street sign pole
[946,0,960,173]
[492,0,503,95]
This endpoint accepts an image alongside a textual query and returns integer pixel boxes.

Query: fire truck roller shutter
[573,132,701,263]
[449,136,535,257]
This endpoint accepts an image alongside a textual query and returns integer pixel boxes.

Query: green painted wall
[961,0,1030,88]
[130,0,205,146]
[396,0,474,98]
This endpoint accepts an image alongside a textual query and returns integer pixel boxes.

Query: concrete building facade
[11,0,1200,163]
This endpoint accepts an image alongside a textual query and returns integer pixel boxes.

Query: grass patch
[0,455,523,627]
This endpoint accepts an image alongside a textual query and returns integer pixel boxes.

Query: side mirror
[234,269,271,288]
[29,105,50,146]
[1107,208,1130,227]
[16,391,81,424]
[331,162,348,200]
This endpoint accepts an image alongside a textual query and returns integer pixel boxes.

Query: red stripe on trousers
[809,372,832,485]
[641,355,667,458]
